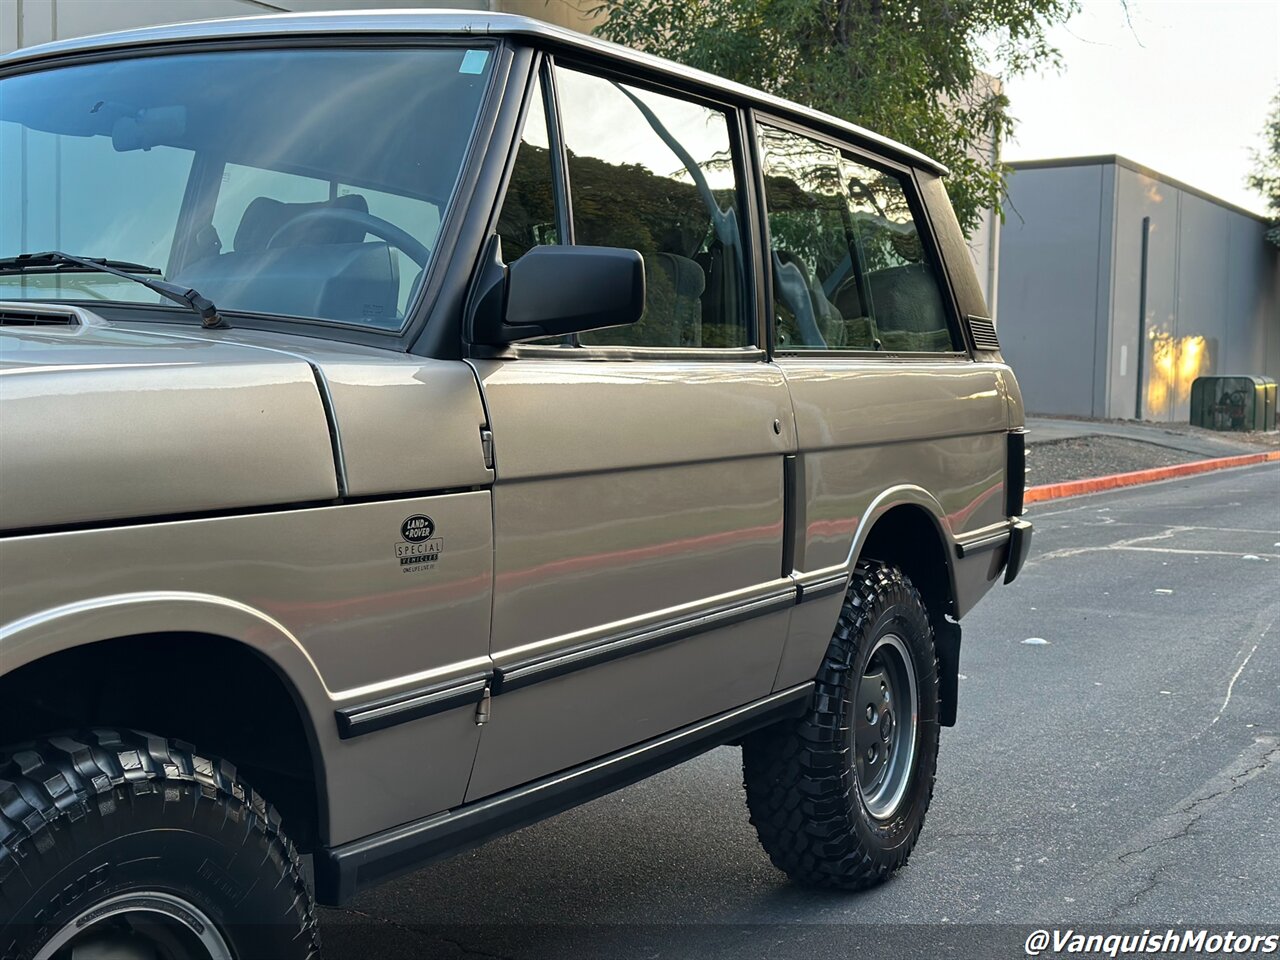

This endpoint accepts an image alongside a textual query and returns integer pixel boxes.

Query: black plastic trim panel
[1004,518,1034,584]
[315,682,814,904]
[966,315,1000,351]
[1006,428,1027,517]
[781,454,798,576]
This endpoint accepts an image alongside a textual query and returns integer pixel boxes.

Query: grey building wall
[999,156,1279,422]
[997,163,1114,418]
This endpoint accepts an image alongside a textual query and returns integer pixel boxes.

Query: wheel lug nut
[866,705,875,721]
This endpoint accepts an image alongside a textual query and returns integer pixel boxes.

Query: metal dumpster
[1189,376,1277,432]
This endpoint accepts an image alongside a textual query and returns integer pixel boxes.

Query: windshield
[0,45,495,330]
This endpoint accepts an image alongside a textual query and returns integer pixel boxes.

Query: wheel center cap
[880,709,893,741]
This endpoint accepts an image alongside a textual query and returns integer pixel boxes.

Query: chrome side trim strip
[794,572,848,603]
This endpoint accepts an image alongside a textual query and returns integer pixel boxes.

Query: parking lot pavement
[320,463,1280,958]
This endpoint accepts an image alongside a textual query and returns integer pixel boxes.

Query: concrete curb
[1026,450,1280,504]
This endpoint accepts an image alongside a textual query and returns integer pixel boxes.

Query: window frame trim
[749,110,971,361]
[480,52,765,361]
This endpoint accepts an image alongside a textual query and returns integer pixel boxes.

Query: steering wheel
[265,208,432,267]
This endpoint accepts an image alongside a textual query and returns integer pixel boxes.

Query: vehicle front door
[465,60,795,800]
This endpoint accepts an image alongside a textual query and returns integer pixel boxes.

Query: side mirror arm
[467,236,550,345]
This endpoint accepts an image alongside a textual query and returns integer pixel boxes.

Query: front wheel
[742,561,941,889]
[0,730,320,960]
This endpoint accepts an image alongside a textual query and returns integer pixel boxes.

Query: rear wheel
[0,729,319,960]
[742,561,941,889]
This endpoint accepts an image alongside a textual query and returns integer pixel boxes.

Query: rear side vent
[0,308,79,327]
[966,315,1000,352]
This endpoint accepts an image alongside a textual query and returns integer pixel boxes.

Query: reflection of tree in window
[759,123,955,353]
[556,68,748,349]
[497,74,557,262]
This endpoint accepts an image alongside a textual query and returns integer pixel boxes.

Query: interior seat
[173,191,400,326]
[233,193,370,253]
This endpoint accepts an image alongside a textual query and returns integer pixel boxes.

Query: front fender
[0,590,331,714]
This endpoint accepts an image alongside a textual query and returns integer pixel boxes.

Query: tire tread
[0,728,320,959]
[742,562,939,890]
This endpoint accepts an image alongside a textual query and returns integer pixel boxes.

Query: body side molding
[335,672,491,739]
[794,571,849,603]
[953,523,1014,558]
[493,586,797,692]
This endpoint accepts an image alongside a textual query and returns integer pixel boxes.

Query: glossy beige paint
[0,308,504,843]
[0,313,337,531]
[0,492,492,843]
[467,606,793,798]
[770,358,1017,687]
[466,356,796,793]
[782,358,1009,570]
[182,327,494,496]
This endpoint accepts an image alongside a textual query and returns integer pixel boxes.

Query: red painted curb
[1026,449,1280,504]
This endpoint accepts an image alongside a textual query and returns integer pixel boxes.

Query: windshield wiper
[0,251,227,328]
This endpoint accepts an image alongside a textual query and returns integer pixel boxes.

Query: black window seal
[774,350,972,363]
[753,111,969,359]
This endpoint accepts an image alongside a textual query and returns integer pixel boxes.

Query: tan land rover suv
[0,11,1031,958]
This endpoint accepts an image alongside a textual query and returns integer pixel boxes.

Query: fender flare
[0,591,333,822]
[2,591,329,703]
[841,484,960,613]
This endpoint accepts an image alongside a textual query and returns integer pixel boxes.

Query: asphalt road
[321,463,1280,958]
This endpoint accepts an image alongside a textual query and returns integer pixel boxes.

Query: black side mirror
[469,239,645,345]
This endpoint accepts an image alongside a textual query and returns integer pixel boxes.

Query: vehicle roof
[0,8,948,176]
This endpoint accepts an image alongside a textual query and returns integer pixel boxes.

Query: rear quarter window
[757,122,960,354]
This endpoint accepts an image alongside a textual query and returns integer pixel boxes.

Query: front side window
[553,66,750,349]
[0,46,494,330]
[759,123,957,353]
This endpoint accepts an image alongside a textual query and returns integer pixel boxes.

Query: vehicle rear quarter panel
[773,359,1010,686]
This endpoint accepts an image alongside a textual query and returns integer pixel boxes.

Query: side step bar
[314,682,814,905]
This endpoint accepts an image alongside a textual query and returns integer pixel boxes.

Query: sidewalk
[1024,415,1279,487]
[1026,415,1269,458]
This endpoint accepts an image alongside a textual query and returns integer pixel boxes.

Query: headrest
[234,193,370,253]
[645,252,706,300]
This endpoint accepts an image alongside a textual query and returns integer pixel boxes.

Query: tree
[589,0,1078,236]
[1246,88,1280,247]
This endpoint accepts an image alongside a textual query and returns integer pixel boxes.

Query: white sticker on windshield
[459,49,489,75]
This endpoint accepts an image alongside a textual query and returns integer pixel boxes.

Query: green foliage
[590,0,1078,236]
[1246,88,1280,246]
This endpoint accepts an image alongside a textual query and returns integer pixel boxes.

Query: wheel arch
[0,595,332,848]
[846,490,963,728]
[849,492,958,623]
